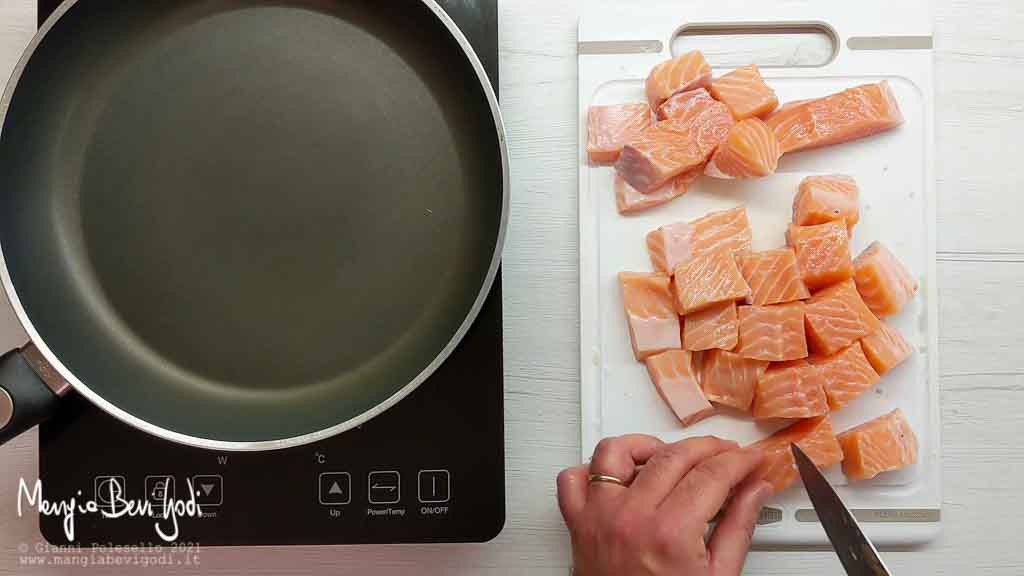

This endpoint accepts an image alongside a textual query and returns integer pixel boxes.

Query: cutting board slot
[672,23,837,68]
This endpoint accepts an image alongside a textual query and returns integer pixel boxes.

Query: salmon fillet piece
[861,321,913,375]
[749,416,844,492]
[705,118,781,179]
[793,175,860,230]
[708,64,779,121]
[838,409,918,481]
[619,272,681,361]
[853,241,918,317]
[805,279,882,356]
[766,81,904,154]
[788,221,853,291]
[617,91,734,192]
[644,349,715,427]
[645,51,712,109]
[614,172,692,215]
[646,206,752,274]
[683,301,738,351]
[752,359,829,419]
[673,250,751,314]
[586,103,653,164]
[737,248,810,306]
[736,302,808,361]
[809,342,880,410]
[700,349,769,411]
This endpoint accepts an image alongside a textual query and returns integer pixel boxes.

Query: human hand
[557,435,773,576]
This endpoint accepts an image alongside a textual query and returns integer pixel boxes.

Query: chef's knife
[791,444,892,576]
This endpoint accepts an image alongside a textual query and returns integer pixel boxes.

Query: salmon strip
[645,51,712,109]
[749,416,844,492]
[672,250,751,314]
[646,206,752,274]
[616,91,733,192]
[752,359,829,419]
[809,342,880,410]
[838,409,918,481]
[614,173,690,215]
[737,248,810,306]
[644,349,715,427]
[861,321,913,376]
[735,302,808,362]
[708,64,779,121]
[586,103,653,164]
[700,349,768,411]
[853,241,918,317]
[683,301,738,351]
[793,175,860,230]
[805,279,882,356]
[705,118,781,179]
[619,272,681,361]
[766,81,904,154]
[788,221,853,291]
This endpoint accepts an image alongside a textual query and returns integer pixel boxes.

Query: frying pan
[0,0,507,449]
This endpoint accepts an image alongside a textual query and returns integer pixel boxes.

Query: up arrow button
[319,472,352,505]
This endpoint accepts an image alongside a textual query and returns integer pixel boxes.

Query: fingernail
[755,481,775,505]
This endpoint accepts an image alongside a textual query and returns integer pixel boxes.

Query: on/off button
[418,470,450,504]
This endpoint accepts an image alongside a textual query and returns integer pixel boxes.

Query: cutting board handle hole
[672,23,838,68]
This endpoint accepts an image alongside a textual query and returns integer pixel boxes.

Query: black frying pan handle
[0,347,61,446]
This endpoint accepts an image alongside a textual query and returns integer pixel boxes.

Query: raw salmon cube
[645,51,712,109]
[752,359,829,419]
[644,349,715,427]
[673,250,751,314]
[766,81,904,154]
[704,118,781,179]
[805,279,882,356]
[617,90,733,192]
[614,173,690,215]
[700,349,768,411]
[586,103,653,165]
[749,416,844,492]
[853,241,918,317]
[708,64,779,121]
[737,248,810,306]
[861,321,913,375]
[809,342,880,410]
[789,221,853,291]
[735,302,808,361]
[619,272,681,361]
[683,301,738,351]
[646,206,752,274]
[838,409,918,481]
[793,175,860,230]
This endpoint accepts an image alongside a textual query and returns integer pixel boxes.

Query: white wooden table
[1,0,1022,574]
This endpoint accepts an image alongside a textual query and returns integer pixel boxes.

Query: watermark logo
[18,477,204,542]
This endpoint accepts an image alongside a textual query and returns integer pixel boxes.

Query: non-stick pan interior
[0,0,503,443]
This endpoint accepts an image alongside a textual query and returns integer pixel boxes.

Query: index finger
[658,447,765,524]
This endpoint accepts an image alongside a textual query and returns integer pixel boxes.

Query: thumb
[707,479,773,576]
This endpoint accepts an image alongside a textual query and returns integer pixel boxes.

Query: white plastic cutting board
[578,0,939,547]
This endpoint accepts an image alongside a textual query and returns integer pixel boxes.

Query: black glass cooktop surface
[37,0,504,546]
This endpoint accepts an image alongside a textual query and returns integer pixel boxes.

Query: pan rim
[0,0,509,451]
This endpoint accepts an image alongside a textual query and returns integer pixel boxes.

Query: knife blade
[791,444,892,576]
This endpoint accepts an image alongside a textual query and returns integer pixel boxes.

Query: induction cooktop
[36,0,504,546]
